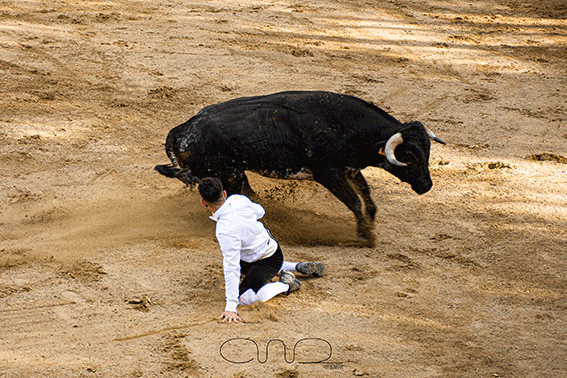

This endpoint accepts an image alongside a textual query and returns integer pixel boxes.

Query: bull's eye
[400,150,419,165]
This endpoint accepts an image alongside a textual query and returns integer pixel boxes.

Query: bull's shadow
[260,200,360,247]
[247,180,367,247]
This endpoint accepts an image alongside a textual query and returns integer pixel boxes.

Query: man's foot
[280,271,301,295]
[296,262,326,277]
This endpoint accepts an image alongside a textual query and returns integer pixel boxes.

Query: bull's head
[383,122,445,195]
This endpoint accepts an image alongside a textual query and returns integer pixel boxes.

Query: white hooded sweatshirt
[210,194,277,313]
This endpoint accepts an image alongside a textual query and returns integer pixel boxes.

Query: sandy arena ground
[1,0,566,377]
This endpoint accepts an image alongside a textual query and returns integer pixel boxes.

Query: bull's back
[171,94,310,172]
[169,91,396,171]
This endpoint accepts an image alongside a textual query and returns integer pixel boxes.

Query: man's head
[198,177,226,211]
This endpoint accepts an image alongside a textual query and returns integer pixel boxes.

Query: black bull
[155,91,445,245]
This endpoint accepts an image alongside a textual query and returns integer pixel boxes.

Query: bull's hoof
[358,235,376,248]
[341,238,375,248]
[356,224,376,247]
[340,233,376,248]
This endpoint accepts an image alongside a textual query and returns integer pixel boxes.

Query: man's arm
[218,232,241,315]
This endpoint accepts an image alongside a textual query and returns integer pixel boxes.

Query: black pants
[239,245,283,296]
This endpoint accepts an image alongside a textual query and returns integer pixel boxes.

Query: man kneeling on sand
[198,177,325,324]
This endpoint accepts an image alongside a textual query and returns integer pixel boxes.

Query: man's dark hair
[198,177,224,203]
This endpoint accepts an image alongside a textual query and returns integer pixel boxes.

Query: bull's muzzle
[412,179,432,195]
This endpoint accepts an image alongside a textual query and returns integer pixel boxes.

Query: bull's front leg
[345,169,377,224]
[312,165,375,247]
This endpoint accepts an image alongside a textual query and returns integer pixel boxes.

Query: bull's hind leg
[313,166,375,247]
[154,164,200,188]
[345,169,377,225]
[219,170,248,196]
[241,174,256,198]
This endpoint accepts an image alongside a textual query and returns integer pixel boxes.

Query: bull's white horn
[424,126,446,145]
[384,132,407,167]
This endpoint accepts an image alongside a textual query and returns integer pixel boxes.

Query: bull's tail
[164,129,180,167]
[154,131,200,188]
